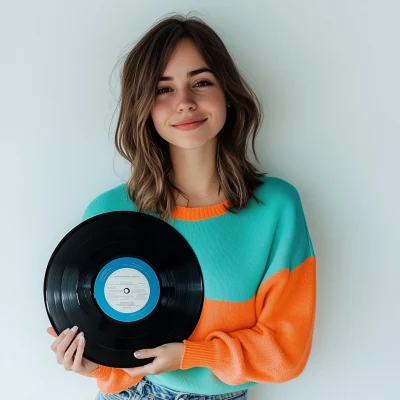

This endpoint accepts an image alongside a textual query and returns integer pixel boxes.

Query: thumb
[46,327,58,337]
[133,348,159,359]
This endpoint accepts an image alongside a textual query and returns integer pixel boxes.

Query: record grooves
[43,211,204,368]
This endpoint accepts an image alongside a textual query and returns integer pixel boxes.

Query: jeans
[95,376,248,400]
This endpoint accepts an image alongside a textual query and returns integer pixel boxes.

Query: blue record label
[94,257,160,322]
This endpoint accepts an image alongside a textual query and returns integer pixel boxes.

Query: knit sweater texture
[79,175,317,395]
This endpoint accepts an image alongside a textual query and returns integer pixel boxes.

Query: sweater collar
[172,200,230,221]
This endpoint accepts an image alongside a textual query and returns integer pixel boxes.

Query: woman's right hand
[47,326,99,375]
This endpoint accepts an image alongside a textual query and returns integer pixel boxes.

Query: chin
[170,141,210,150]
[170,134,218,150]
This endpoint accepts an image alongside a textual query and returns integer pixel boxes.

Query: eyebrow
[159,67,214,81]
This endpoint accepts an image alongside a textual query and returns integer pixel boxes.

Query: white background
[0,1,398,399]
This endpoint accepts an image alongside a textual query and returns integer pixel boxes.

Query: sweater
[79,175,316,395]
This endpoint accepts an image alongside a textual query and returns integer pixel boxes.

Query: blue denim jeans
[94,376,248,400]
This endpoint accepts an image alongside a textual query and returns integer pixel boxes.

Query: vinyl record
[43,211,204,368]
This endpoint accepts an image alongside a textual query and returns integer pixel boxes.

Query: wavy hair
[113,12,268,224]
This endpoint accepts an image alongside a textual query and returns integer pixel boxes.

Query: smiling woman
[112,12,266,220]
[47,10,316,400]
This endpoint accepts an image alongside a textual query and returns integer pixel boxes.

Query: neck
[169,137,220,199]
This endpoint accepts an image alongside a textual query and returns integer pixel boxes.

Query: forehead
[161,38,208,75]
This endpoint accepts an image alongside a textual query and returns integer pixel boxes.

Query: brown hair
[113,12,268,224]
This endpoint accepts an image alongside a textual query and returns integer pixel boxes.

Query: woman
[47,12,316,400]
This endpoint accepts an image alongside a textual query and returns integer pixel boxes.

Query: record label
[94,257,160,322]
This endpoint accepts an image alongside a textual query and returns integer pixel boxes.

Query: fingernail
[71,326,78,333]
[76,332,84,341]
[62,328,70,335]
[134,351,141,358]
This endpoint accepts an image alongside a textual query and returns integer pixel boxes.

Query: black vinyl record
[43,211,204,368]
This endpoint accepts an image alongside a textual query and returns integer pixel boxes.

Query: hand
[121,343,184,377]
[47,326,99,375]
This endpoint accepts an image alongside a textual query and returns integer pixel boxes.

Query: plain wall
[1,1,398,399]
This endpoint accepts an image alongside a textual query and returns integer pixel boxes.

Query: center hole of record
[124,288,130,294]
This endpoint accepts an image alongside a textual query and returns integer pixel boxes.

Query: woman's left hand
[121,343,184,377]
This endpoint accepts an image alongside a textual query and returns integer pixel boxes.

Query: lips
[172,118,207,131]
[172,117,207,126]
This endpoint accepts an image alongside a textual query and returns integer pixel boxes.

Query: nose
[176,91,197,112]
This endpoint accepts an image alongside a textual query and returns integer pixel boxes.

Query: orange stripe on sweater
[180,256,316,385]
[188,295,257,340]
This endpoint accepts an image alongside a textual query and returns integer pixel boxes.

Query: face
[150,38,227,150]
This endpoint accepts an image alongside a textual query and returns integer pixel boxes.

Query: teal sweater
[81,175,316,395]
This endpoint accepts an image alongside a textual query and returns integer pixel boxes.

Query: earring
[227,101,231,108]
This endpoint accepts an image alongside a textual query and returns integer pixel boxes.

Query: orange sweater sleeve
[80,366,143,394]
[180,188,317,385]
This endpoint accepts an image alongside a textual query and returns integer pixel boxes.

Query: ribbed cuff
[80,365,110,379]
[180,340,218,370]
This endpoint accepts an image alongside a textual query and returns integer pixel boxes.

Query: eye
[156,80,213,95]
[155,87,171,95]
[195,80,212,88]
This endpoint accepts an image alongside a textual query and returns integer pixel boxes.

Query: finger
[55,327,79,364]
[47,327,58,338]
[72,332,86,373]
[133,348,159,359]
[50,327,71,352]
[63,334,81,371]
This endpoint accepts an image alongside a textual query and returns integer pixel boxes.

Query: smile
[172,119,207,131]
